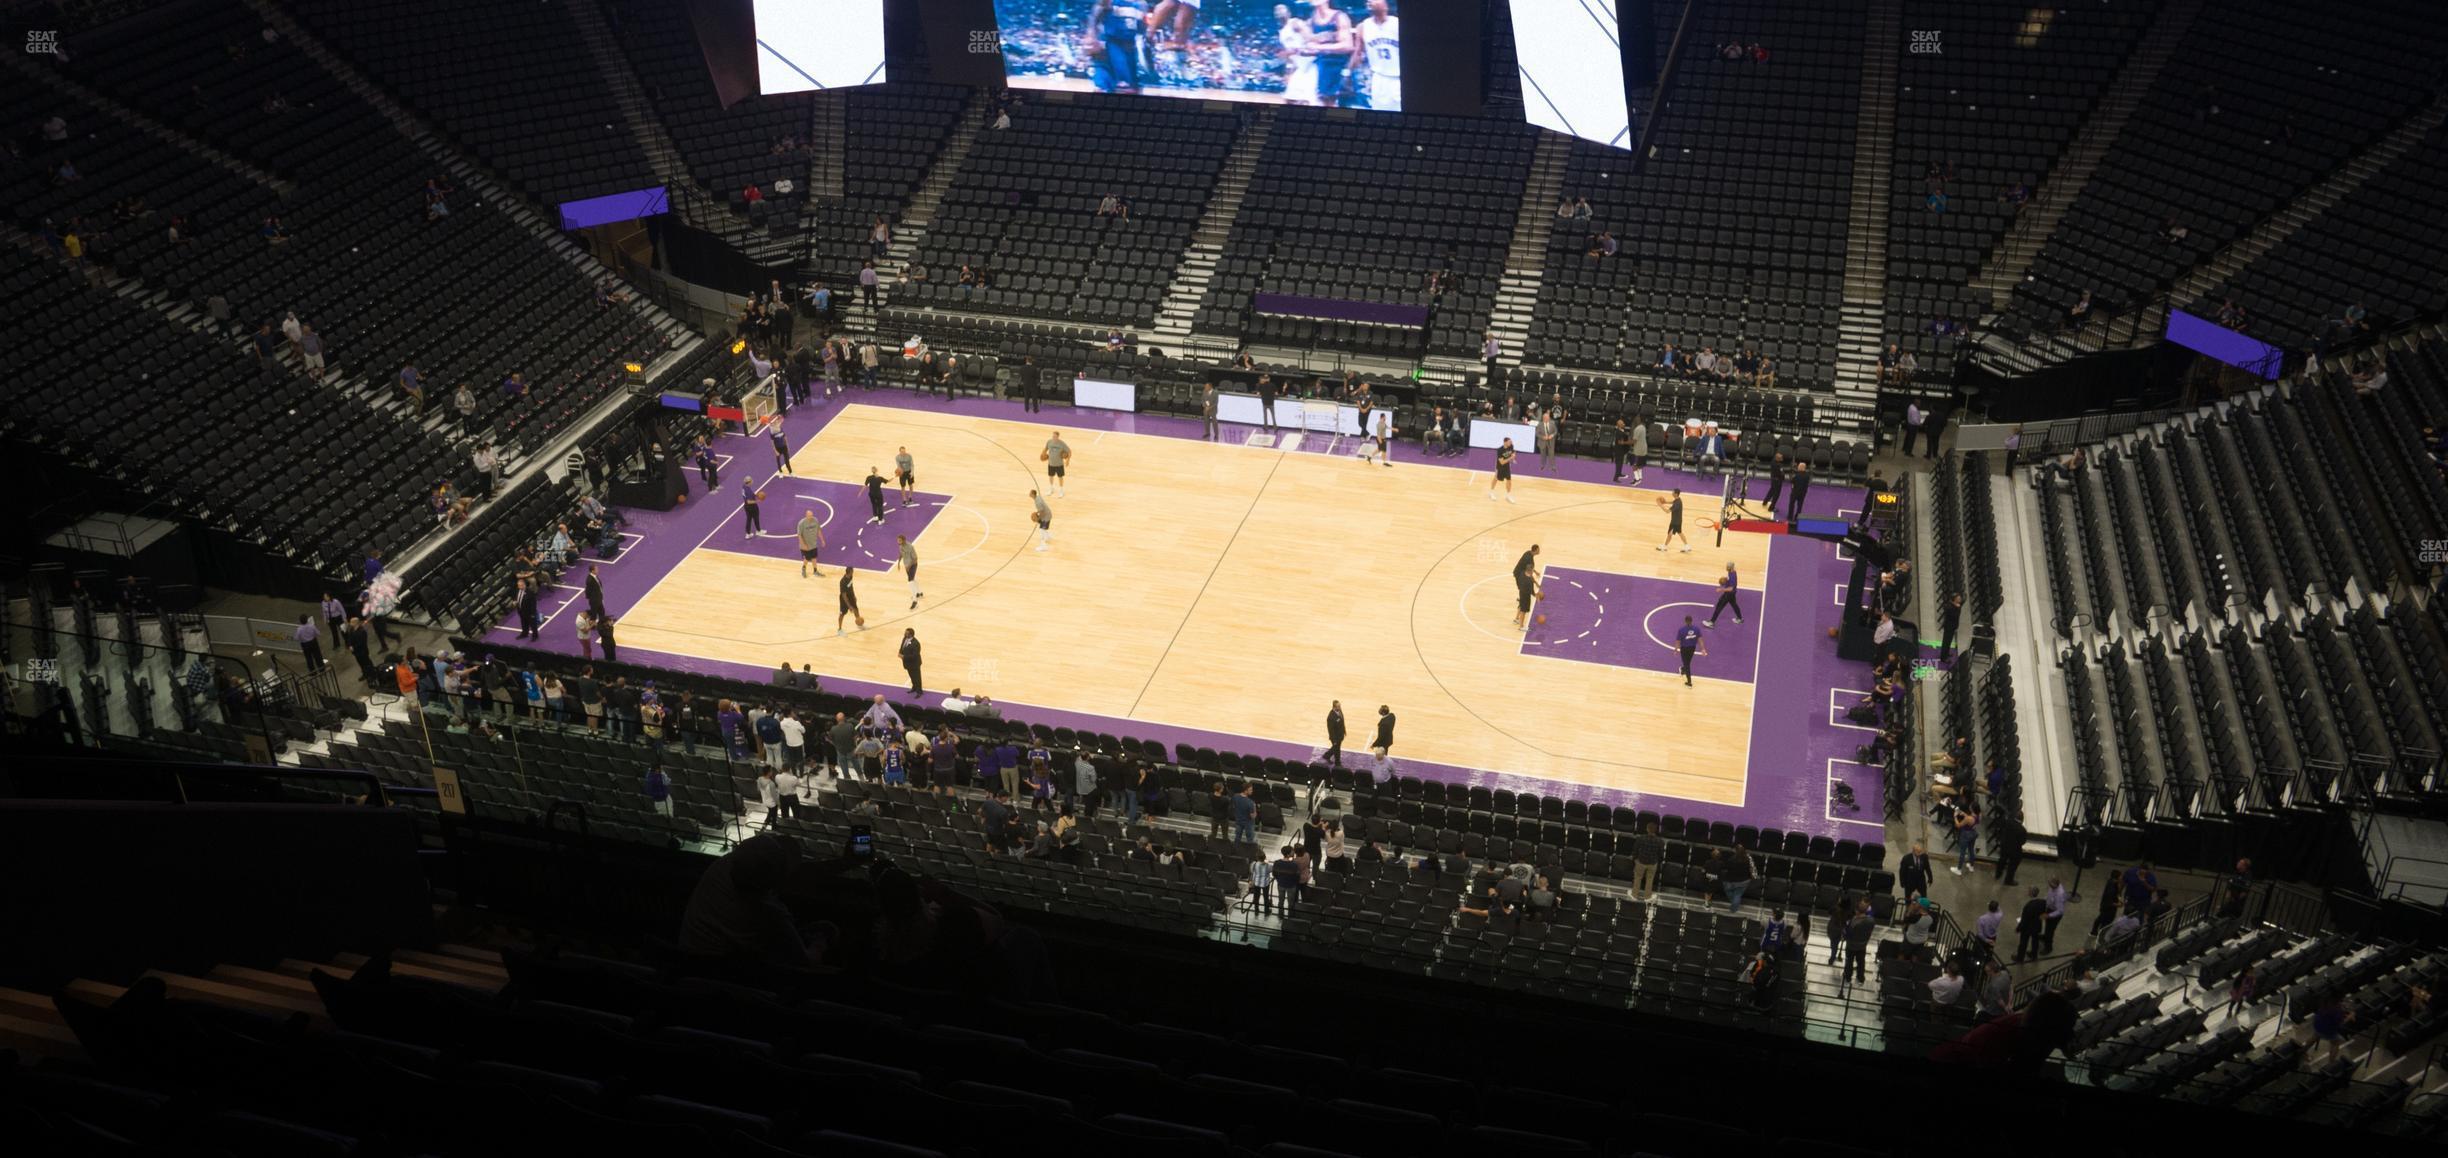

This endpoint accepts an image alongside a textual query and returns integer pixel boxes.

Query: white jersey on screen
[1279,18,1318,103]
[1360,15,1400,110]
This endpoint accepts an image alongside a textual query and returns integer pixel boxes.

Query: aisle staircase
[1968,0,2204,311]
[567,0,808,264]
[2156,93,2448,330]
[1,51,292,194]
[809,90,847,201]
[836,90,988,335]
[250,0,701,577]
[1483,131,1573,373]
[1150,107,1276,357]
[1830,0,1901,411]
[567,0,691,196]
[246,0,691,344]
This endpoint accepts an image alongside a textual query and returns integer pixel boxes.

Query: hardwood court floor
[618,405,1773,804]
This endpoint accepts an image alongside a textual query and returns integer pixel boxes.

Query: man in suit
[1761,453,1786,515]
[797,664,819,690]
[1324,700,1346,767]
[342,617,377,683]
[772,661,797,688]
[596,616,618,663]
[1786,461,1811,522]
[1993,813,2027,885]
[1200,382,1219,440]
[583,565,605,621]
[1939,592,1964,657]
[1370,705,1397,762]
[516,579,540,640]
[899,629,923,696]
[2014,886,2049,963]
[1899,842,1936,903]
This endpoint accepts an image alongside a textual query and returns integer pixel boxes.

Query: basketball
[1828,626,1840,639]
[1535,614,1547,626]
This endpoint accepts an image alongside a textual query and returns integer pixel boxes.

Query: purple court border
[489,385,1886,838]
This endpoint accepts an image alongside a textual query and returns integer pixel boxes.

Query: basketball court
[500,391,1890,837]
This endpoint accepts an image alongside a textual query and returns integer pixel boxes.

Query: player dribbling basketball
[1511,543,1540,630]
[1657,487,1691,552]
[1031,487,1054,552]
[837,567,865,635]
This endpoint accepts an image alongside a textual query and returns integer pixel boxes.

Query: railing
[1194,869,2427,1119]
[2011,885,2219,1004]
[0,753,400,809]
[3,614,346,761]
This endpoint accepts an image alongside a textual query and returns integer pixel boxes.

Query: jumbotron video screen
[995,0,1407,110]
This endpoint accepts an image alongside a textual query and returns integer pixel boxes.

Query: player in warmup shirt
[1355,0,1400,111]
[1030,488,1055,552]
[770,425,792,475]
[1511,544,1541,630]
[1489,437,1517,502]
[1676,615,1708,686]
[1656,488,1692,552]
[836,567,866,635]
[1041,432,1072,497]
[796,510,826,579]
[898,534,923,609]
[1708,561,1744,626]
[864,466,888,524]
[1306,0,1356,107]
[881,735,907,786]
[740,480,764,538]
[1359,411,1394,466]
[894,446,916,508]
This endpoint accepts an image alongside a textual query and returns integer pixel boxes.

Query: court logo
[17,658,60,684]
[25,30,61,55]
[968,30,1002,55]
[1909,30,1942,54]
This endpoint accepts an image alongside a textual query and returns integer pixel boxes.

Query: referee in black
[1511,544,1541,630]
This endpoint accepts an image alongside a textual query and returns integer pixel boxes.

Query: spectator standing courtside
[2014,886,2048,963]
[292,614,324,673]
[1842,900,1875,986]
[1630,819,1664,899]
[1900,842,1934,903]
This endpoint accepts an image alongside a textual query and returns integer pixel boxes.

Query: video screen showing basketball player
[994,0,1402,110]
